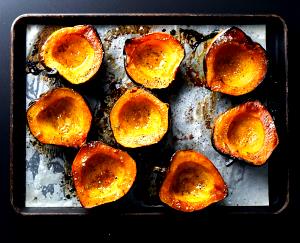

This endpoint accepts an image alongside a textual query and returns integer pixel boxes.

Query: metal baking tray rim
[10,13,289,216]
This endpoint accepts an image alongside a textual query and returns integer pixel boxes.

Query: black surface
[1,0,298,241]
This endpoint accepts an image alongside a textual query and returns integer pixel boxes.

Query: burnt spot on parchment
[179,29,219,87]
[195,92,218,129]
[89,85,129,147]
[184,105,194,124]
[26,151,40,180]
[47,158,65,174]
[62,163,77,200]
[42,184,54,196]
[172,134,195,144]
[103,25,151,50]
[27,132,63,159]
[179,28,218,49]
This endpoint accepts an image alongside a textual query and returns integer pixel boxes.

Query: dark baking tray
[10,14,288,215]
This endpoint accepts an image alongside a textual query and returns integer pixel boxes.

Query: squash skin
[72,141,136,208]
[124,32,185,89]
[159,150,227,212]
[27,87,92,148]
[213,101,279,165]
[40,25,103,84]
[193,27,267,96]
[110,88,169,148]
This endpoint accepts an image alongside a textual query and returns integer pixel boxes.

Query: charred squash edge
[40,25,104,84]
[212,101,279,165]
[203,27,268,96]
[72,141,137,208]
[110,87,169,148]
[124,32,185,89]
[26,87,92,148]
[159,150,228,212]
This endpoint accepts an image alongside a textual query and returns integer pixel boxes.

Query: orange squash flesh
[72,141,136,208]
[213,101,279,165]
[124,32,185,89]
[27,87,92,148]
[159,150,227,212]
[205,27,267,96]
[110,88,169,148]
[40,25,103,84]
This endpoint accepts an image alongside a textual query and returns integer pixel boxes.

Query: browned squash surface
[205,27,267,95]
[124,32,184,89]
[27,87,92,147]
[40,25,103,84]
[110,88,169,148]
[213,101,279,165]
[72,141,136,208]
[159,150,227,212]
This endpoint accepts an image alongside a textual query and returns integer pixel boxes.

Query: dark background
[0,0,298,241]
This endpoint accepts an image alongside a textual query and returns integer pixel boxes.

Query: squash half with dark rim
[27,87,92,148]
[110,87,169,148]
[189,27,267,95]
[72,141,137,208]
[40,25,103,84]
[213,101,279,165]
[124,32,185,89]
[159,150,227,212]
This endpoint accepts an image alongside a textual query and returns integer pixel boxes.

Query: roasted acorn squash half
[72,141,137,208]
[27,87,92,147]
[110,88,169,148]
[124,32,184,89]
[204,27,267,95]
[213,101,279,165]
[159,150,227,212]
[40,25,103,84]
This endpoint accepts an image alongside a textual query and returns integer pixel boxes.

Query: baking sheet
[25,24,268,207]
